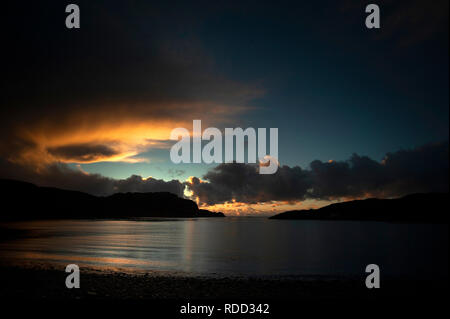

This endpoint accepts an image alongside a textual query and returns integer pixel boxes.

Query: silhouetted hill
[269,193,448,223]
[0,179,225,220]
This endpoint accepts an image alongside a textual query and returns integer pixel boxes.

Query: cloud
[187,163,312,205]
[0,1,263,168]
[186,142,449,205]
[47,143,120,163]
[1,142,447,205]
[0,159,185,197]
[114,175,185,195]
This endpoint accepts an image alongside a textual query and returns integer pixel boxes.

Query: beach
[0,262,445,302]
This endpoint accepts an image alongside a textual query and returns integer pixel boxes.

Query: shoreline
[0,262,446,301]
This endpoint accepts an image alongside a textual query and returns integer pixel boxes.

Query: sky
[0,0,448,215]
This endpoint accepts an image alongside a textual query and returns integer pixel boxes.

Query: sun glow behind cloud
[8,102,253,169]
[199,199,332,216]
[14,119,177,167]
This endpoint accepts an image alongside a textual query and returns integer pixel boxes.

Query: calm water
[0,217,448,278]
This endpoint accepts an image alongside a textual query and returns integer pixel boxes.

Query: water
[0,217,447,278]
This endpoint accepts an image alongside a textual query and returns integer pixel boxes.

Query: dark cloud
[187,163,312,205]
[187,142,449,204]
[47,143,119,162]
[1,142,447,202]
[0,160,185,197]
[114,175,185,195]
[0,1,262,165]
[1,1,259,113]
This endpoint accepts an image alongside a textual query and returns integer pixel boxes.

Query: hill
[0,179,225,220]
[269,193,448,223]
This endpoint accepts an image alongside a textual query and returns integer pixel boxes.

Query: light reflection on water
[0,218,448,277]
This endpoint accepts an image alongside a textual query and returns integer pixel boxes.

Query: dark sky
[0,0,448,214]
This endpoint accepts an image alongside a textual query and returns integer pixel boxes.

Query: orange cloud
[199,199,334,216]
[7,101,252,168]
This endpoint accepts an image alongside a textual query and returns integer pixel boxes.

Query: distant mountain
[0,179,224,220]
[269,193,448,223]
